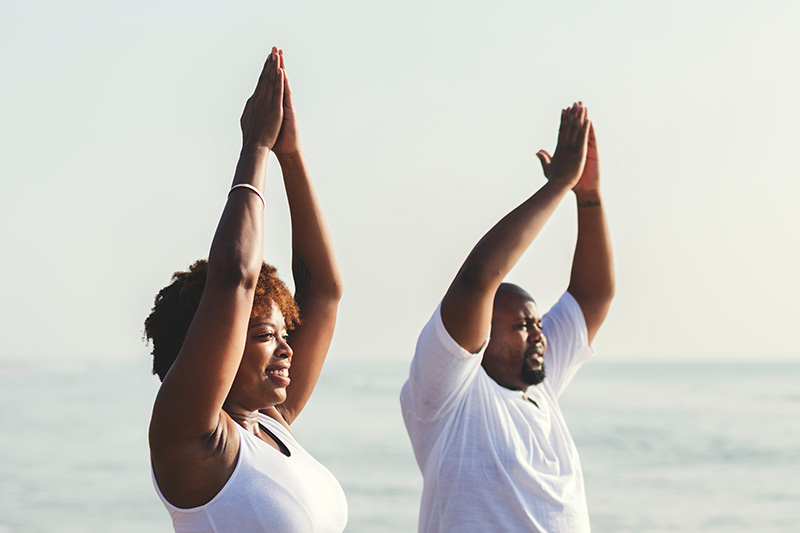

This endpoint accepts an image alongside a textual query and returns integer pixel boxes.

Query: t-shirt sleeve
[541,291,594,397]
[400,303,484,422]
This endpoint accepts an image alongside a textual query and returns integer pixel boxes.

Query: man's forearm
[442,179,574,353]
[462,179,575,289]
[568,188,614,341]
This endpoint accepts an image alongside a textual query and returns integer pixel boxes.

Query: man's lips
[526,354,544,368]
[526,343,545,366]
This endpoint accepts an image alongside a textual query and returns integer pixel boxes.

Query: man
[400,102,614,532]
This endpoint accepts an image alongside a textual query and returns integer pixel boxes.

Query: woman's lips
[266,366,291,386]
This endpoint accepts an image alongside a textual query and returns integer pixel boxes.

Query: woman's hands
[240,47,285,151]
[238,47,303,157]
[272,50,303,158]
[536,102,592,190]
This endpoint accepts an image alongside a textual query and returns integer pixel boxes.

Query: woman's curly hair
[144,260,300,381]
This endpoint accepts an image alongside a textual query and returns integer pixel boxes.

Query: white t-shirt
[400,292,594,533]
[152,414,348,532]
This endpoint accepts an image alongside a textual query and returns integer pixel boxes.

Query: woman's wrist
[275,149,305,168]
[240,144,272,159]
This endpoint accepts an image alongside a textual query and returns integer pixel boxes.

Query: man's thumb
[536,150,552,176]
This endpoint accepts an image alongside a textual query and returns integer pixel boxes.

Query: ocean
[1,357,798,532]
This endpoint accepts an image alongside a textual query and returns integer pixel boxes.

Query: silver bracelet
[229,183,265,211]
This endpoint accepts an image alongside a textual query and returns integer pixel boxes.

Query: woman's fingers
[239,47,286,148]
[264,48,279,101]
[283,70,294,109]
[254,49,276,99]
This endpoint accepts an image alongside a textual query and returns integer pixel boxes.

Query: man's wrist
[574,189,602,207]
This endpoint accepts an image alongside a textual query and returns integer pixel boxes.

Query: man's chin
[522,365,546,387]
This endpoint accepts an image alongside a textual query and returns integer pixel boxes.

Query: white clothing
[400,292,594,533]
[152,413,348,533]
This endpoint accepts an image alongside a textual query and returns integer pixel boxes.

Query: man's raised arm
[539,120,614,343]
[441,104,591,352]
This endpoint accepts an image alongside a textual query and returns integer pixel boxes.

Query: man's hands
[573,122,599,194]
[536,102,592,190]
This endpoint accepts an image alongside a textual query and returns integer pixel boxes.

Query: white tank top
[152,414,348,532]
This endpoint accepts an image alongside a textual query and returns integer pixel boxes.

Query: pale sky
[1,0,798,364]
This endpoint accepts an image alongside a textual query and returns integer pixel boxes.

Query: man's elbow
[454,262,501,295]
[600,277,615,305]
[570,278,615,311]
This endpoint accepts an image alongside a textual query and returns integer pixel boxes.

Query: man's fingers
[557,108,569,145]
[570,102,586,144]
[536,150,552,164]
[566,102,588,144]
[570,106,587,144]
[580,119,592,148]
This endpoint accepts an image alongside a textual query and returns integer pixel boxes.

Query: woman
[144,47,347,532]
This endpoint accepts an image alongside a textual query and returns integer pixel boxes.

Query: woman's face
[229,302,293,410]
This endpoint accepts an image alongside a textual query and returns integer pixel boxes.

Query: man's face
[482,287,547,391]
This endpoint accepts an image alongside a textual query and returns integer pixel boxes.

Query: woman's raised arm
[149,49,283,453]
[271,51,343,424]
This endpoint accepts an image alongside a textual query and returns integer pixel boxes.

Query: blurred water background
[1,357,798,532]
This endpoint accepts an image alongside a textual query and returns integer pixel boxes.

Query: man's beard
[521,363,546,386]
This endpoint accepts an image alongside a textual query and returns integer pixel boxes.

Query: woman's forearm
[207,146,269,286]
[278,151,343,301]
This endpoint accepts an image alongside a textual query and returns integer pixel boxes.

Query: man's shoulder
[401,304,487,424]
